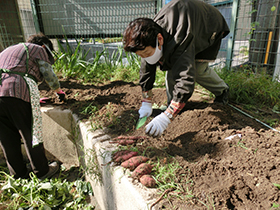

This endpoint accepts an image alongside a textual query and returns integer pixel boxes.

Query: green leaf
[273,183,280,189]
[38,182,53,191]
[42,205,52,210]
[1,177,16,192]
[136,116,147,129]
[87,182,93,195]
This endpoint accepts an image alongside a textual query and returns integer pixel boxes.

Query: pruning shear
[136,116,147,130]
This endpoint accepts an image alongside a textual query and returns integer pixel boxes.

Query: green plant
[88,116,103,131]
[273,183,280,189]
[230,139,248,150]
[0,172,94,209]
[80,102,99,115]
[195,193,217,210]
[80,147,103,185]
[248,21,259,42]
[154,158,188,192]
[218,67,280,108]
[95,37,122,44]
[271,184,280,209]
[155,68,166,87]
[239,46,249,56]
[53,32,164,85]
[54,37,91,79]
[270,203,280,210]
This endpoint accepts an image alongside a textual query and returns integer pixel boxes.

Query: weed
[239,46,249,56]
[80,147,103,185]
[154,157,188,193]
[273,183,280,189]
[218,68,280,108]
[237,139,248,150]
[270,203,280,210]
[231,139,248,150]
[81,102,98,115]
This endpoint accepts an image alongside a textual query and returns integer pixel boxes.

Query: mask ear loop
[43,43,54,57]
[43,43,56,63]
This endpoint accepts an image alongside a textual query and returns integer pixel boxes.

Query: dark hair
[27,32,54,50]
[123,18,161,52]
[27,32,54,63]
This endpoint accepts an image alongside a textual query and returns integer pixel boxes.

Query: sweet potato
[112,150,131,160]
[140,175,156,188]
[113,135,147,140]
[121,156,149,170]
[131,163,153,179]
[114,151,138,163]
[109,139,135,145]
[101,150,134,166]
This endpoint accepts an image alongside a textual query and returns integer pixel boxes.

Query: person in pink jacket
[0,33,65,179]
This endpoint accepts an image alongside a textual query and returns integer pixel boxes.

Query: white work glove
[145,112,171,137]
[138,101,153,118]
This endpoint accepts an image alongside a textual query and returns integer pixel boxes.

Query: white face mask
[143,38,163,65]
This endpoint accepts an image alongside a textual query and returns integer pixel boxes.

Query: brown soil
[39,78,280,210]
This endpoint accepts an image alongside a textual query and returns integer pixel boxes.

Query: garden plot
[39,79,280,209]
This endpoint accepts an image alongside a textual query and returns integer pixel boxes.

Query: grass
[212,66,280,127]
[218,67,280,108]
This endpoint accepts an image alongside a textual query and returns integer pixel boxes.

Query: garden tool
[136,116,147,130]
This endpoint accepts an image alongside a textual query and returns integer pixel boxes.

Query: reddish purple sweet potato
[131,163,153,179]
[109,139,135,145]
[114,151,138,163]
[140,175,156,188]
[121,156,149,170]
[102,150,132,166]
[113,136,147,140]
[112,150,131,160]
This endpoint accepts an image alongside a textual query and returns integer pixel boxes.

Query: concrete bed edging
[40,106,158,210]
[78,121,158,210]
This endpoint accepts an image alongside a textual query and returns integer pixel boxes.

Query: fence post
[157,0,163,12]
[226,0,240,68]
[30,0,40,33]
[273,36,280,81]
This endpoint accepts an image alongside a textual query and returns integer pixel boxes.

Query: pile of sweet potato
[108,136,156,188]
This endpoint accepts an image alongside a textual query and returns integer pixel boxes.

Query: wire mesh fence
[232,0,280,77]
[32,0,157,38]
[0,0,279,78]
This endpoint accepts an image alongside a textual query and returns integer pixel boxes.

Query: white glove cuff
[138,101,153,118]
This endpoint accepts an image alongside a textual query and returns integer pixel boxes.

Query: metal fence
[230,0,280,78]
[0,0,279,79]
